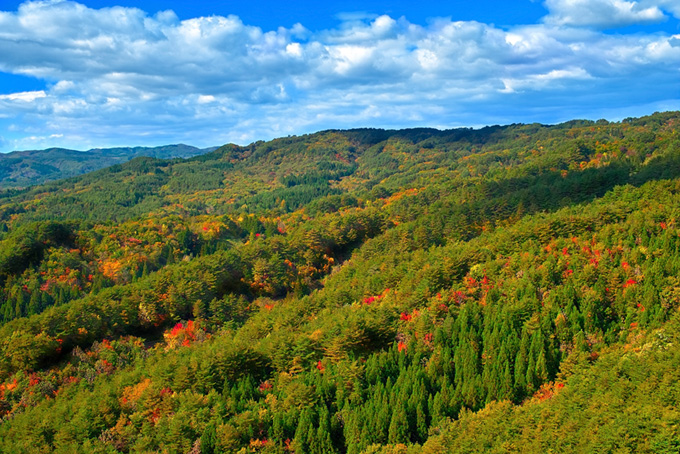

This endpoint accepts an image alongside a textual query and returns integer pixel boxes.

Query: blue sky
[0,1,553,32]
[0,1,679,152]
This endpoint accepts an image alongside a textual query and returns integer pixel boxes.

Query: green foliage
[0,112,679,453]
[412,318,680,454]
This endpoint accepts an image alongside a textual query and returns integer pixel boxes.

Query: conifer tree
[387,407,410,445]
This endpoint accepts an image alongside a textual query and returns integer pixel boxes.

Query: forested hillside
[0,112,679,453]
[0,144,216,189]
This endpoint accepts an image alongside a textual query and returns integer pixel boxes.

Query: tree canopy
[1,111,680,453]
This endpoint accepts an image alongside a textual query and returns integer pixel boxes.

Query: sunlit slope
[0,112,678,453]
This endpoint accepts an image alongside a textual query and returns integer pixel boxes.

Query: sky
[0,1,679,152]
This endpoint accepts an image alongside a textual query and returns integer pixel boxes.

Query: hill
[0,144,217,189]
[0,112,678,453]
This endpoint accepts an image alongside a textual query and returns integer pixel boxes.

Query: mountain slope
[0,112,678,453]
[0,144,217,189]
[402,315,680,454]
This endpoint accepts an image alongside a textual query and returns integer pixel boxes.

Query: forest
[0,144,214,189]
[0,111,679,453]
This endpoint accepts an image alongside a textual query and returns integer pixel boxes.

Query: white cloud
[197,95,216,104]
[285,42,303,57]
[640,0,680,19]
[501,67,593,93]
[0,1,678,152]
[0,90,46,102]
[543,0,668,28]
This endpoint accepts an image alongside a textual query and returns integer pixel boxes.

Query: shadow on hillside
[485,152,680,217]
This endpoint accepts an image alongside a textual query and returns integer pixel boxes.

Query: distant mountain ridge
[0,144,218,188]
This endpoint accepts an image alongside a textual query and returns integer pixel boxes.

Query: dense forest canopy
[0,112,679,453]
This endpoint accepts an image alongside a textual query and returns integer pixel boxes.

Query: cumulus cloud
[542,0,675,28]
[0,1,678,152]
[649,0,680,17]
